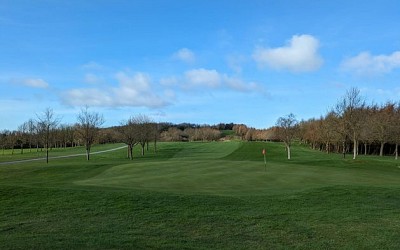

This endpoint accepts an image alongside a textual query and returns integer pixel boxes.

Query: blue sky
[1,0,400,130]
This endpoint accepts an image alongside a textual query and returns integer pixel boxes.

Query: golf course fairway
[1,141,400,249]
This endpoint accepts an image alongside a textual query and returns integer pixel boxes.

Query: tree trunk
[128,144,134,160]
[364,143,367,156]
[86,148,90,161]
[46,146,49,164]
[395,143,398,160]
[379,142,385,157]
[353,138,357,160]
[342,141,346,159]
[286,145,291,160]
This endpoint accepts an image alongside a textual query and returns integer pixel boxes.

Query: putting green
[76,141,400,196]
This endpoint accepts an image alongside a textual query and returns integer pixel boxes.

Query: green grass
[0,143,125,163]
[1,141,400,249]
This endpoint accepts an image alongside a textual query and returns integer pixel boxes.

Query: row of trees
[228,88,400,161]
[117,115,159,160]
[0,107,104,163]
[299,89,400,159]
[1,109,228,162]
[269,88,400,160]
[160,126,222,142]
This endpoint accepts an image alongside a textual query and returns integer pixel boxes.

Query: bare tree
[76,107,105,161]
[370,103,395,156]
[119,117,140,160]
[37,108,60,163]
[7,131,17,155]
[26,119,36,152]
[0,130,9,155]
[149,122,160,153]
[276,113,298,160]
[161,127,183,141]
[233,124,248,140]
[393,103,400,160]
[335,88,365,159]
[135,115,153,156]
[17,122,28,154]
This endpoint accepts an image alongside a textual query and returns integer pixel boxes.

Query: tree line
[298,88,400,160]
[0,108,239,162]
[238,87,400,160]
[0,107,105,163]
[229,88,400,160]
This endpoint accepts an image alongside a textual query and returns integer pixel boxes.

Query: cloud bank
[62,72,169,108]
[341,51,400,76]
[183,68,261,93]
[22,78,49,88]
[253,34,323,72]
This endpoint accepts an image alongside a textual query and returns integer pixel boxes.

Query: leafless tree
[149,122,160,153]
[135,115,153,156]
[393,103,400,160]
[17,122,28,154]
[0,130,9,155]
[119,117,140,160]
[26,119,36,152]
[119,114,158,158]
[76,107,104,161]
[233,124,248,140]
[276,113,298,160]
[37,108,60,163]
[335,87,365,159]
[370,103,395,156]
[161,127,183,141]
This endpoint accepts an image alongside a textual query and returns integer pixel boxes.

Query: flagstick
[262,148,267,171]
[264,153,267,171]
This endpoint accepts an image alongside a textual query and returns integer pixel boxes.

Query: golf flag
[262,148,266,171]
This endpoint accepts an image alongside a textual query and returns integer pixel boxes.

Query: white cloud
[253,34,323,72]
[226,54,246,74]
[341,51,400,76]
[223,76,259,92]
[173,48,196,63]
[62,71,170,108]
[182,68,263,93]
[184,68,222,88]
[64,88,113,106]
[81,61,105,71]
[84,73,103,84]
[22,78,49,88]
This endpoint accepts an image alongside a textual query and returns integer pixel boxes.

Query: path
[0,145,127,165]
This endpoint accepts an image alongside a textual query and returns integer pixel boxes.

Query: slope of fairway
[76,141,400,196]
